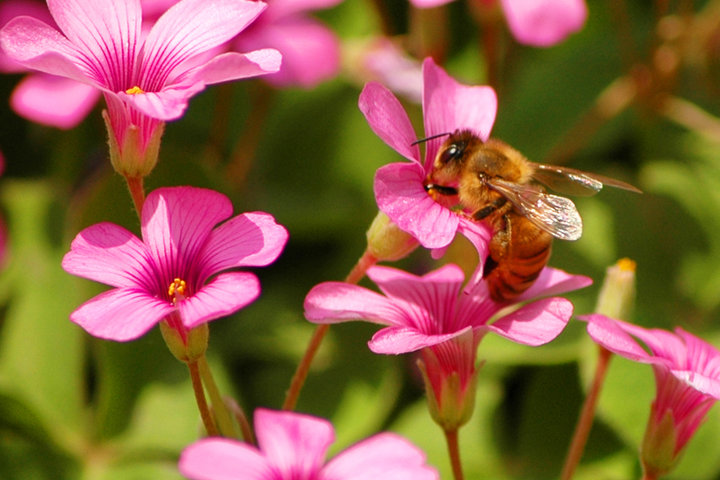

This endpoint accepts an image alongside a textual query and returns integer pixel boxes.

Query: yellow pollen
[125,85,145,95]
[616,257,637,273]
[168,278,187,303]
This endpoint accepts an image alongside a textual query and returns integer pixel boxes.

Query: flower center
[125,85,145,95]
[168,278,188,304]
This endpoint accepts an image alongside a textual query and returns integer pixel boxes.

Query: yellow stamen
[168,278,187,303]
[125,85,145,95]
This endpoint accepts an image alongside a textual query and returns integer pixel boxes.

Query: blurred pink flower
[0,0,281,173]
[179,408,439,480]
[234,0,341,88]
[582,314,720,476]
[62,186,288,342]
[360,57,495,284]
[305,263,590,427]
[410,0,587,47]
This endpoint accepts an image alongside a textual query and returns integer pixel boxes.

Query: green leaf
[0,180,86,442]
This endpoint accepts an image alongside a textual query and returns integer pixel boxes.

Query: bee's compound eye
[440,143,464,164]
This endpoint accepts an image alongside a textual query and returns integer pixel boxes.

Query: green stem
[560,346,613,480]
[444,428,464,480]
[282,249,378,410]
[187,360,218,436]
[197,354,239,438]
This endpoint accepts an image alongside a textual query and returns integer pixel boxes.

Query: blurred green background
[2,0,720,479]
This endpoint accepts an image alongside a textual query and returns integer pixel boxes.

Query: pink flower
[409,0,587,47]
[582,314,720,476]
[179,408,439,480]
[305,263,590,428]
[233,0,341,88]
[61,186,288,342]
[0,0,281,175]
[360,57,496,283]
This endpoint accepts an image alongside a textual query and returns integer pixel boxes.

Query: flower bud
[595,258,636,321]
[366,211,419,262]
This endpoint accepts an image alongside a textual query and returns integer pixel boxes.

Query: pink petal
[138,0,266,89]
[456,217,492,288]
[422,58,497,167]
[179,438,273,480]
[70,287,173,341]
[47,0,141,88]
[321,432,438,480]
[501,0,587,47]
[369,326,472,355]
[374,162,460,248]
[488,297,573,346]
[0,16,93,84]
[179,272,260,329]
[118,81,204,120]
[409,0,453,7]
[580,314,657,363]
[255,408,333,478]
[197,212,288,279]
[516,267,592,301]
[239,17,339,88]
[10,73,99,128]
[358,82,421,163]
[186,49,282,85]
[62,222,155,289]
[141,187,232,279]
[0,0,55,73]
[263,0,343,19]
[304,282,404,326]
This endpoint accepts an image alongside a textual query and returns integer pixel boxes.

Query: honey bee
[424,129,641,302]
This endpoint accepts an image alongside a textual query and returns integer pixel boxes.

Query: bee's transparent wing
[532,164,641,196]
[488,179,583,241]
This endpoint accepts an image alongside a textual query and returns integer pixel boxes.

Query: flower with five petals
[62,186,288,342]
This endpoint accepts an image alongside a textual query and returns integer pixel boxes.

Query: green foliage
[2,0,720,479]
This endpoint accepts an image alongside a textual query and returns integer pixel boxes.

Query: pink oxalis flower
[409,0,588,47]
[0,0,281,176]
[179,408,439,480]
[234,0,342,88]
[0,0,181,129]
[360,57,496,284]
[62,186,288,342]
[305,263,590,429]
[582,314,720,477]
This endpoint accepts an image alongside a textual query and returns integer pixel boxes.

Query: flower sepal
[417,345,481,431]
[366,211,419,262]
[641,408,680,478]
[103,109,165,178]
[160,318,209,364]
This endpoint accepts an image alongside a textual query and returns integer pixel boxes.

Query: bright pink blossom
[409,0,587,47]
[582,314,720,475]
[179,408,439,480]
[0,0,281,170]
[360,57,496,284]
[305,263,590,428]
[62,186,288,342]
[233,0,341,88]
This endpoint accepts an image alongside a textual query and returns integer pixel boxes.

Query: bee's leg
[473,197,507,220]
[483,214,510,278]
[424,184,458,196]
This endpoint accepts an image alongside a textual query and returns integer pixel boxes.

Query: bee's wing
[488,179,583,241]
[532,164,641,197]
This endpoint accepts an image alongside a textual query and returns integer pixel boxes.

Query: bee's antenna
[411,132,451,146]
